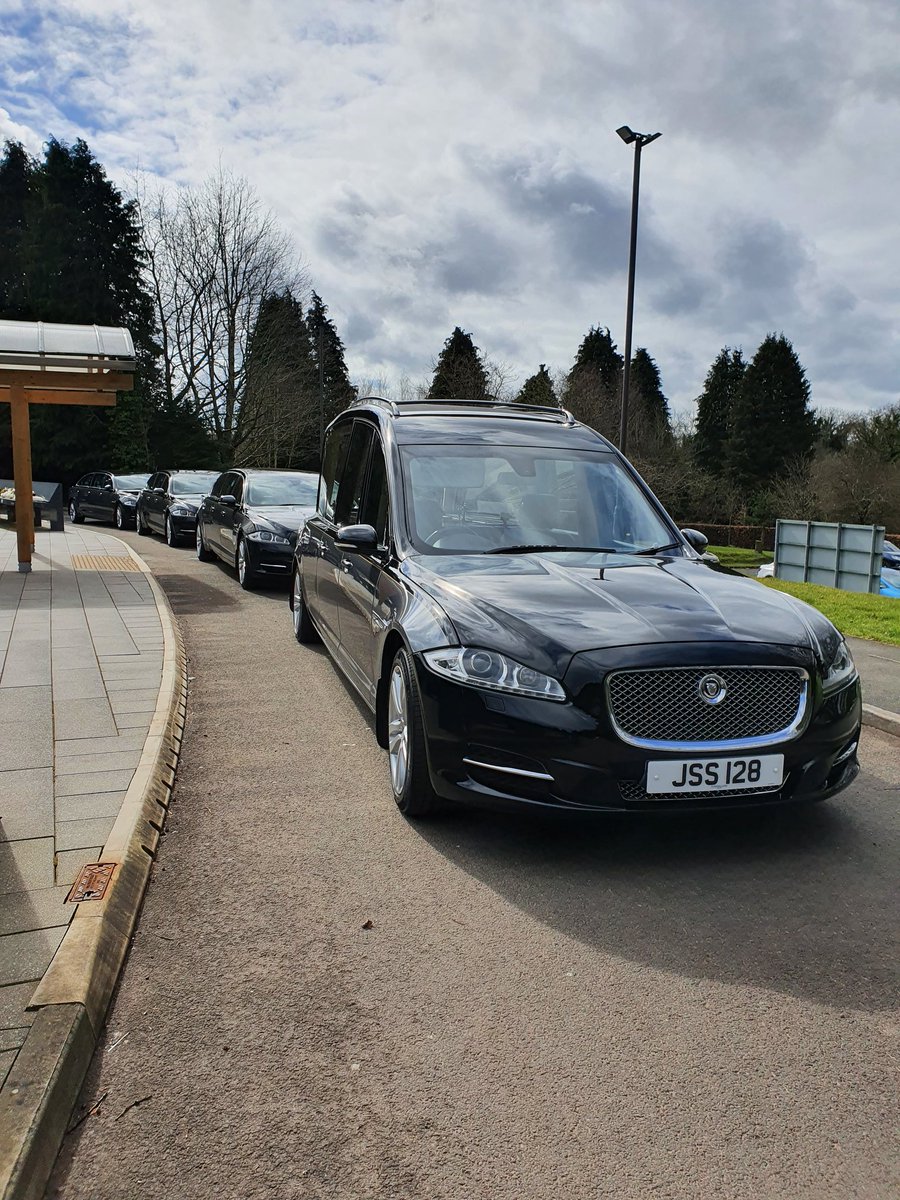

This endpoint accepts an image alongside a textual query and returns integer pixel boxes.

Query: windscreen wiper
[485,544,623,555]
[634,542,683,556]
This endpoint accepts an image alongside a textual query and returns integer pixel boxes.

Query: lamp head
[616,125,636,144]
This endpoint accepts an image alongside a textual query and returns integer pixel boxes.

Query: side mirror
[153,487,165,494]
[220,494,237,507]
[335,523,379,553]
[680,527,708,554]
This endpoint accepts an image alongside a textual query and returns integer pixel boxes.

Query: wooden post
[9,381,34,572]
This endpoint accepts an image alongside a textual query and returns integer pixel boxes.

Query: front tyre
[137,507,152,536]
[388,648,439,818]
[68,499,84,525]
[290,565,319,643]
[114,504,126,530]
[196,519,214,561]
[165,514,179,547]
[236,535,256,590]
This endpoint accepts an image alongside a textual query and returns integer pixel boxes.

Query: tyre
[290,564,319,644]
[387,648,439,818]
[195,519,214,562]
[236,535,256,590]
[165,514,179,547]
[114,504,125,530]
[137,507,152,536]
[68,499,84,525]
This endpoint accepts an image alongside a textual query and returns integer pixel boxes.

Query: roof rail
[358,396,577,426]
[352,394,398,415]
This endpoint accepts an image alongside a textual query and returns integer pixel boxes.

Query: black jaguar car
[288,397,861,819]
[137,470,221,546]
[196,468,318,589]
[68,472,150,529]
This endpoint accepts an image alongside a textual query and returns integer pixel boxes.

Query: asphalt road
[50,528,899,1200]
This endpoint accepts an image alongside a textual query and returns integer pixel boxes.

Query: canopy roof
[0,320,135,372]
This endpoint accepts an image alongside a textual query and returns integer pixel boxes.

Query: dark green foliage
[728,334,815,490]
[561,326,622,440]
[427,327,490,400]
[306,292,357,453]
[628,348,672,455]
[852,402,900,463]
[242,290,322,469]
[517,364,557,407]
[0,137,210,483]
[693,347,745,473]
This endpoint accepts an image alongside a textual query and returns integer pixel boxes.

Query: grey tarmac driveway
[50,529,899,1200]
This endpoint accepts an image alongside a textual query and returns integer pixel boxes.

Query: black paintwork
[68,471,150,527]
[137,470,221,541]
[292,398,862,813]
[196,468,318,583]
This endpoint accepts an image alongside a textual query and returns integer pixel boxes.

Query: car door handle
[340,558,352,573]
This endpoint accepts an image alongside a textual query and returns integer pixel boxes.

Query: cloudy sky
[2,0,899,418]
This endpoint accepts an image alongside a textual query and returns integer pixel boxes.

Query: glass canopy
[0,320,135,372]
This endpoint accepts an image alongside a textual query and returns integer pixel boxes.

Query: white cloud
[1,0,899,415]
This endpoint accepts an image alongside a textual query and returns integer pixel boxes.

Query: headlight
[169,504,192,516]
[823,638,857,692]
[422,646,566,702]
[247,529,290,545]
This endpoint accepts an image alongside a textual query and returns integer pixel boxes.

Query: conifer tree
[561,326,622,439]
[306,292,357,450]
[728,334,815,490]
[427,327,490,400]
[0,140,31,318]
[628,348,672,455]
[517,364,557,407]
[693,347,745,474]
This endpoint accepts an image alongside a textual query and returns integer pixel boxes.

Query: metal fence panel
[774,520,883,594]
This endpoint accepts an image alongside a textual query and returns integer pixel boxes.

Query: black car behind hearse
[196,468,318,589]
[288,397,861,819]
[137,470,221,546]
[68,472,150,529]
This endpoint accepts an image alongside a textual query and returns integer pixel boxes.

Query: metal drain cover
[67,862,116,902]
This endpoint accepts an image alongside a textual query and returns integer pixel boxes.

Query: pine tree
[728,334,815,490]
[628,348,672,455]
[517,364,557,407]
[0,140,32,318]
[427,327,490,400]
[243,290,320,468]
[306,292,356,456]
[693,347,745,474]
[561,326,622,439]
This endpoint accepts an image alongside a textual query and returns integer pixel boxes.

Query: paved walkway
[0,527,163,1089]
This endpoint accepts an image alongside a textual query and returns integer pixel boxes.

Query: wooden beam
[9,383,34,571]
[0,389,117,406]
[0,369,133,392]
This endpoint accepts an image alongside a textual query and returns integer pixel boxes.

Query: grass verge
[761,579,900,646]
[707,544,773,567]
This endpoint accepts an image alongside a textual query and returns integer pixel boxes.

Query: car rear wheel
[290,565,319,643]
[388,648,439,818]
[236,535,256,590]
[165,514,179,547]
[68,499,84,525]
[196,520,213,561]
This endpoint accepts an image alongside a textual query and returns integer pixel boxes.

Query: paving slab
[0,839,54,895]
[0,887,71,937]
[55,817,117,853]
[0,927,66,987]
[0,769,54,843]
[55,847,104,888]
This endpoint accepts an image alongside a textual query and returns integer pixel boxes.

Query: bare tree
[138,170,306,459]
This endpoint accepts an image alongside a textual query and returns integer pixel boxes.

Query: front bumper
[169,511,199,536]
[245,538,294,578]
[413,653,862,813]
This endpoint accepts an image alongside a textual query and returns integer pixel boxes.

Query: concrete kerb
[861,703,900,739]
[0,538,187,1200]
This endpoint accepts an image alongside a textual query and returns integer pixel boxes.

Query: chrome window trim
[605,665,811,752]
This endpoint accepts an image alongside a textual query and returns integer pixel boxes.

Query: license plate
[646,754,784,795]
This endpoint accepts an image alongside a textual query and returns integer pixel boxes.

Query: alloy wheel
[115,504,124,529]
[237,538,247,585]
[165,515,174,546]
[388,662,410,795]
[292,569,303,635]
[68,500,76,521]
[195,523,204,558]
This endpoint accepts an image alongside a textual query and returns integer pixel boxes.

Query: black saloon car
[289,398,861,818]
[68,472,150,529]
[137,470,221,546]
[196,468,318,588]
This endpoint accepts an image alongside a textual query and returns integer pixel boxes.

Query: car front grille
[606,666,807,749]
[619,780,782,803]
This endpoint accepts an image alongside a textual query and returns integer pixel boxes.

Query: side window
[218,473,237,499]
[319,423,352,522]
[160,473,171,492]
[99,474,113,490]
[147,473,160,490]
[335,424,373,527]
[210,474,226,497]
[230,475,244,503]
[360,441,389,545]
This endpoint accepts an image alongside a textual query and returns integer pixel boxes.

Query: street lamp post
[616,125,660,456]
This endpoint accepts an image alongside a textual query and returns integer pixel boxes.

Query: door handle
[340,558,352,573]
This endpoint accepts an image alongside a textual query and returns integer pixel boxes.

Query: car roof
[348,396,616,450]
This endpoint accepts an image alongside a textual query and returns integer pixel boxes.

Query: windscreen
[114,475,150,491]
[171,473,219,495]
[246,473,318,507]
[400,446,673,554]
